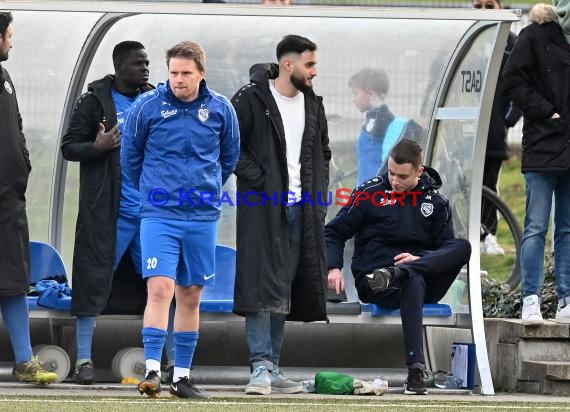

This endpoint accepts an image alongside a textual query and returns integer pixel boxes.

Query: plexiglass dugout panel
[1,1,520,395]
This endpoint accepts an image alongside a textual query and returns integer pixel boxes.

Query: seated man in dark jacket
[325,139,471,395]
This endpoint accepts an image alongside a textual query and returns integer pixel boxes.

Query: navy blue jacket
[122,79,240,221]
[325,167,454,283]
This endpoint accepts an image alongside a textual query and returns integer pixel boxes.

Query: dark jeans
[245,204,302,371]
[356,238,471,366]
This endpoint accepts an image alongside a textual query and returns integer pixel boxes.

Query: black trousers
[481,157,503,236]
[356,238,472,366]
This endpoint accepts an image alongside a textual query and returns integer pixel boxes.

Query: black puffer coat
[502,5,570,172]
[61,75,153,316]
[231,64,331,322]
[0,64,31,296]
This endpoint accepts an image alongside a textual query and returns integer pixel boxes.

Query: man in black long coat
[231,34,330,395]
[0,11,58,384]
[61,41,153,384]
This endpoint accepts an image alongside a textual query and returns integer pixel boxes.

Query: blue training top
[121,79,240,221]
[113,87,141,218]
[357,115,408,185]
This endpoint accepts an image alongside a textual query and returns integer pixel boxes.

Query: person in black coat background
[473,0,522,256]
[0,11,58,384]
[502,2,570,324]
[231,35,330,395]
[61,41,153,383]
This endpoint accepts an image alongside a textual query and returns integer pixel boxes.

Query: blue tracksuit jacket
[122,79,240,221]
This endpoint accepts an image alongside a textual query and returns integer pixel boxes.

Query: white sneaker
[521,294,544,325]
[483,234,505,255]
[555,299,570,323]
[245,366,271,395]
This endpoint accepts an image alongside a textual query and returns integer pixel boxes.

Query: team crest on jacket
[365,118,375,132]
[420,202,434,217]
[198,105,209,122]
[4,81,12,94]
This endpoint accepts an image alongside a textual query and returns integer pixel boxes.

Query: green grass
[480,156,525,285]
[0,395,569,412]
[499,156,525,228]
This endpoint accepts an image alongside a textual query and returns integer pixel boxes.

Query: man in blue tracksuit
[122,41,239,399]
[325,139,471,395]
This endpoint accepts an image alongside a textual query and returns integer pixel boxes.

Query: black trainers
[404,364,428,395]
[74,361,95,385]
[170,376,210,399]
[366,267,397,293]
[137,370,162,398]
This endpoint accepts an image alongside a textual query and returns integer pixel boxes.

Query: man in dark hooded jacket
[231,34,330,395]
[0,11,58,384]
[61,41,153,384]
[326,139,471,395]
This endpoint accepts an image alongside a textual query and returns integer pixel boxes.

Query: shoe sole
[75,377,95,385]
[170,392,211,399]
[271,385,304,394]
[170,386,211,400]
[13,374,58,384]
[404,388,428,395]
[245,386,271,395]
[138,382,161,398]
[367,269,391,292]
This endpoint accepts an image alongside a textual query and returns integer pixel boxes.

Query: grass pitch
[1,395,569,412]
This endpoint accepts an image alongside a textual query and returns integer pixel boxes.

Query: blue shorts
[140,217,218,287]
[115,214,142,273]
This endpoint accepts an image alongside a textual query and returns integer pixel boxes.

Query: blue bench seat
[28,241,237,315]
[28,241,71,311]
[367,303,452,317]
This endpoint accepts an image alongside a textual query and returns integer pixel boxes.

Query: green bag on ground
[314,371,355,395]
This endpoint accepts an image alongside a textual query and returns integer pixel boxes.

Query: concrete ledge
[522,360,570,381]
[485,319,570,343]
